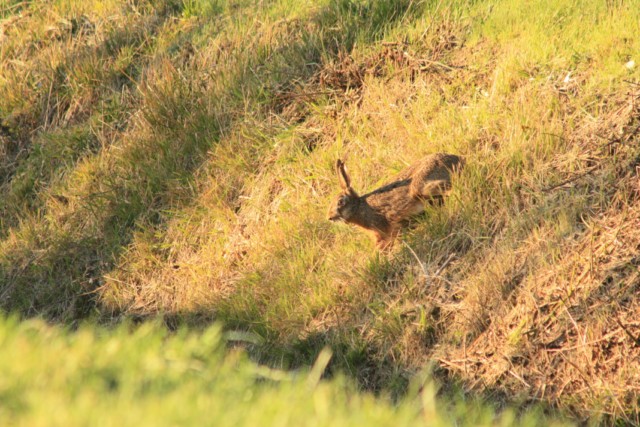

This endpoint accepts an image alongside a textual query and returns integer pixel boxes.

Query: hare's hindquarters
[409,154,463,200]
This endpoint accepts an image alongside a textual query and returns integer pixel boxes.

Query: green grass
[0,315,568,427]
[1,0,640,423]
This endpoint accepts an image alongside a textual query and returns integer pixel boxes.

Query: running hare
[328,153,464,250]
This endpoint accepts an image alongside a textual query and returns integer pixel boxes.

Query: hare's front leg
[373,227,399,251]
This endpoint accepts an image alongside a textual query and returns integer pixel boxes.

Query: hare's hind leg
[410,179,451,200]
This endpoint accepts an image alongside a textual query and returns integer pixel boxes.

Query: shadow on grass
[0,10,164,234]
[0,2,218,319]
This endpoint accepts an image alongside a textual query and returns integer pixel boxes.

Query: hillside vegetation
[1,0,639,422]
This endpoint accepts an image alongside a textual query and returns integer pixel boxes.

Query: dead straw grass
[437,88,640,422]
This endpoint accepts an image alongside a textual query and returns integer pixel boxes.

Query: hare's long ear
[336,159,358,197]
[336,159,350,189]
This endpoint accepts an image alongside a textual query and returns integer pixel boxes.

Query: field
[1,0,639,424]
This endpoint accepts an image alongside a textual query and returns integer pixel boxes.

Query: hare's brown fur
[328,153,464,250]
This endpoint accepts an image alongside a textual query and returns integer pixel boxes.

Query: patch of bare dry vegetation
[438,88,640,422]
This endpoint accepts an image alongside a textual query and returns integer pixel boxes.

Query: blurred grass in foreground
[0,316,567,427]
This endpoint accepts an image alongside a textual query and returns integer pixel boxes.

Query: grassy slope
[1,0,639,422]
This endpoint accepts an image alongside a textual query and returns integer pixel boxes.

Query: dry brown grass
[436,89,640,421]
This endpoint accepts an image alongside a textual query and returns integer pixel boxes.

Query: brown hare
[328,153,464,250]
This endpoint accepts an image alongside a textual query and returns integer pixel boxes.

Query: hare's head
[328,159,360,222]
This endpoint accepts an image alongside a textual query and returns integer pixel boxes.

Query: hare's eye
[338,197,347,208]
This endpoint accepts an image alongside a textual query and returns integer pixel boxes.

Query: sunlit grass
[0,315,569,427]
